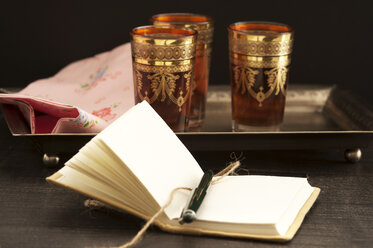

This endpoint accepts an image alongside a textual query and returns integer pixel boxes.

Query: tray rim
[3,84,373,137]
[11,130,373,137]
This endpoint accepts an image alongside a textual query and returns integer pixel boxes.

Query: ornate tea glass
[152,13,214,130]
[130,25,197,132]
[228,22,294,131]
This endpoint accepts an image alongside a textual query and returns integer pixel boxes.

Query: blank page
[195,176,313,228]
[96,101,203,218]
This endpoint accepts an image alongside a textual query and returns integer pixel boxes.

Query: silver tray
[2,85,373,163]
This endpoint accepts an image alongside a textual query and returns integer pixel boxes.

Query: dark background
[1,0,373,104]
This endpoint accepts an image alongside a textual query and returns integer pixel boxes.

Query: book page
[194,176,313,228]
[275,180,314,235]
[96,101,204,218]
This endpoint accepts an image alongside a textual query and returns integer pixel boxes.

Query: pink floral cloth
[0,43,135,134]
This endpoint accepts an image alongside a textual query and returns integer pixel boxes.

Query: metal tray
[3,85,373,162]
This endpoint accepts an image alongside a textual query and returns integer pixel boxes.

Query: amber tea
[228,22,294,131]
[130,26,197,132]
[152,13,214,129]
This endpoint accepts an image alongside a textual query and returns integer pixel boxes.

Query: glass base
[232,121,281,132]
[188,118,204,130]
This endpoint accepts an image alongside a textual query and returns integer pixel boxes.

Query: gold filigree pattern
[134,63,192,111]
[233,65,259,95]
[131,32,196,47]
[196,28,214,44]
[230,55,291,68]
[233,64,288,107]
[195,46,212,57]
[131,43,195,61]
[152,22,213,44]
[264,67,288,97]
[230,39,293,56]
[133,63,193,73]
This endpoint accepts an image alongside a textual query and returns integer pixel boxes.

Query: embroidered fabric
[0,43,135,133]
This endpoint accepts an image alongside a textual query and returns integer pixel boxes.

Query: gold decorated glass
[228,22,294,131]
[152,13,214,130]
[130,25,197,132]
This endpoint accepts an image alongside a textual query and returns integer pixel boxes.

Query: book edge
[154,187,320,242]
[47,172,320,242]
[46,172,157,222]
[281,186,320,240]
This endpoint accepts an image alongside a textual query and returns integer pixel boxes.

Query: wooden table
[1,111,372,248]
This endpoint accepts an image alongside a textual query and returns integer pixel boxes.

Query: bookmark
[179,170,213,224]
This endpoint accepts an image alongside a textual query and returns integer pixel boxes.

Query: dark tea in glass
[130,26,197,131]
[152,13,214,130]
[228,22,294,131]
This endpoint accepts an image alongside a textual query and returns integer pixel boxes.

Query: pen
[179,170,213,224]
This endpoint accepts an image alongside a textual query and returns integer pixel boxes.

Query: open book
[47,101,320,241]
